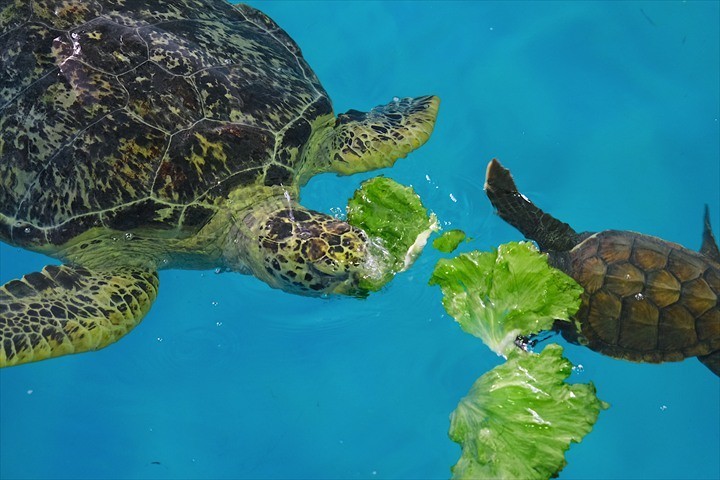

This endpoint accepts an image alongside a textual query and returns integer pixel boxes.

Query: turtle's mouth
[220,178,433,298]
[344,176,436,294]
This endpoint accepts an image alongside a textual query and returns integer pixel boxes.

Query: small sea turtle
[0,0,439,367]
[485,159,720,376]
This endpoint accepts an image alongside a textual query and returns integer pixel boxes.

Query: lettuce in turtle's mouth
[346,176,437,293]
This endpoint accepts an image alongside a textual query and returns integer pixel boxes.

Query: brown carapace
[484,159,720,376]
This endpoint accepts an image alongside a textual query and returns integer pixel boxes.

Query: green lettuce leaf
[449,344,609,480]
[429,242,583,356]
[347,176,436,291]
[433,229,467,253]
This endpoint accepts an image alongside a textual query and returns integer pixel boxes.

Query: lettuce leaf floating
[449,344,609,480]
[431,241,605,478]
[429,242,583,356]
[433,229,467,253]
[347,176,436,291]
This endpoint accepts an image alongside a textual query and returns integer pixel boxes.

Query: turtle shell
[569,230,720,362]
[0,0,332,248]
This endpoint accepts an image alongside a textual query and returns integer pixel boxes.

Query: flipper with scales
[302,95,440,180]
[0,265,158,367]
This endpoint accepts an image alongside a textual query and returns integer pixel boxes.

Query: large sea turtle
[0,0,439,367]
[484,159,720,376]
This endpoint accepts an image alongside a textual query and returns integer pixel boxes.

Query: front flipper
[0,265,158,367]
[485,159,580,252]
[304,95,439,179]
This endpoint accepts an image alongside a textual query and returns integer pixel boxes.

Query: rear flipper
[698,351,720,377]
[700,205,720,262]
[698,209,719,377]
[0,265,158,367]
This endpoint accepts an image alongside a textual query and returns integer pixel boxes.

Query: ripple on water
[261,294,381,336]
[140,323,241,378]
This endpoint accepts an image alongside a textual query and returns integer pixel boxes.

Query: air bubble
[634,293,644,301]
[211,301,219,307]
[156,337,163,342]
[23,227,31,234]
[329,206,346,219]
[449,193,457,203]
[26,389,33,395]
[124,232,133,240]
[392,96,400,103]
[660,405,668,411]
[216,321,223,327]
[573,364,584,374]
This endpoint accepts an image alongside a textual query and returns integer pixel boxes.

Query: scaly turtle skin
[0,0,440,367]
[484,159,720,377]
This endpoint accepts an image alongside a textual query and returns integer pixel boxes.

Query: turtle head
[223,195,391,297]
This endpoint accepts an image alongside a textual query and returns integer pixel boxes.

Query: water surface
[1,1,718,479]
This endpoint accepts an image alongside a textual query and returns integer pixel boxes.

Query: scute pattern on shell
[571,230,720,362]
[0,0,333,247]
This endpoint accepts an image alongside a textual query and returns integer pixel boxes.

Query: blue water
[1,1,718,479]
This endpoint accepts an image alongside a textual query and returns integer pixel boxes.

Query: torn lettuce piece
[347,176,436,291]
[429,242,583,356]
[433,229,467,253]
[450,344,608,480]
